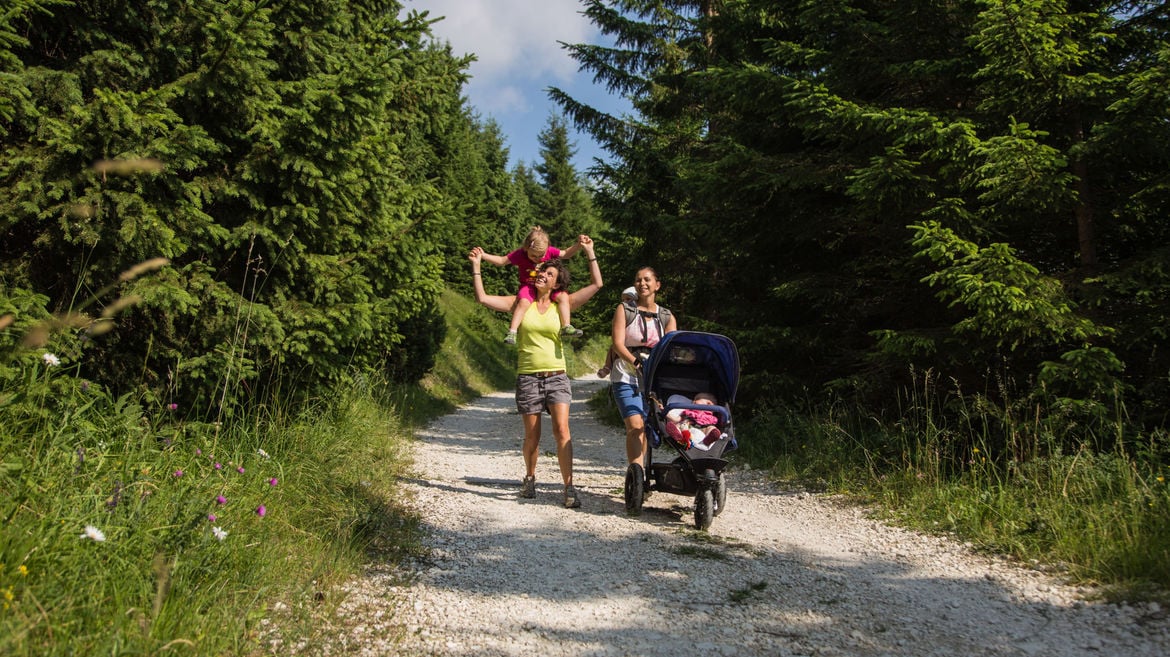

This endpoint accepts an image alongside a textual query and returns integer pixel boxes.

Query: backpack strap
[657,305,672,331]
[623,301,673,344]
[622,300,638,324]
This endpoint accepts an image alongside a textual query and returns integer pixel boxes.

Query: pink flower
[207,513,217,522]
[255,505,266,517]
[195,448,202,456]
[215,495,227,505]
[268,478,278,486]
[214,462,222,470]
[236,466,245,474]
[173,470,183,478]
[167,403,178,411]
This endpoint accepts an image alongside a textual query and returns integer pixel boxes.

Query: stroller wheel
[694,488,714,531]
[624,463,644,515]
[713,472,727,517]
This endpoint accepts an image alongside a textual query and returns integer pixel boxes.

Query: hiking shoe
[563,485,581,508]
[504,330,517,345]
[520,475,535,498]
[560,324,583,338]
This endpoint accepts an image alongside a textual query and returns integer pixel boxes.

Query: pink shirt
[507,246,563,286]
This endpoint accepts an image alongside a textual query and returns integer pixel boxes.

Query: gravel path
[325,376,1169,656]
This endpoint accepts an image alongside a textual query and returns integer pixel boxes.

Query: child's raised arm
[559,234,589,259]
[474,248,512,267]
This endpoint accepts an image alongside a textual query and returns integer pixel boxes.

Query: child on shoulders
[476,227,587,344]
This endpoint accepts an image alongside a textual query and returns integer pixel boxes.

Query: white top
[609,305,667,386]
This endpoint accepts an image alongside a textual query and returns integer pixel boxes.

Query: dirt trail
[319,376,1168,656]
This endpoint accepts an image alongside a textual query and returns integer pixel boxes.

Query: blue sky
[405,0,631,173]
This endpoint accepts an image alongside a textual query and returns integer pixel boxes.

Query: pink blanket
[681,409,719,427]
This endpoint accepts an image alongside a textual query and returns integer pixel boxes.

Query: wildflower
[1159,476,1165,483]
[215,495,227,505]
[268,477,278,486]
[80,380,90,392]
[42,353,60,367]
[196,448,202,456]
[81,525,106,542]
[106,481,123,511]
[257,448,270,459]
[173,470,183,478]
[256,505,266,517]
[167,403,178,411]
[212,526,228,541]
[18,565,28,577]
[237,466,245,474]
[207,513,217,522]
[214,462,222,470]
[972,447,980,454]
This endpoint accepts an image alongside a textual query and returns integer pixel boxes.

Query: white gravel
[318,376,1169,656]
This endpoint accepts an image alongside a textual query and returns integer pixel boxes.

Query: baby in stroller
[660,392,725,451]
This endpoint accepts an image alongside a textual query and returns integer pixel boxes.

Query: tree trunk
[1070,113,1097,269]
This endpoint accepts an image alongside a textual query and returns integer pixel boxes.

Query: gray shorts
[515,372,572,415]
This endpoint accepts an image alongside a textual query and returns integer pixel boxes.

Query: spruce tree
[0,0,470,404]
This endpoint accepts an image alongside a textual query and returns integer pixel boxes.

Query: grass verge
[738,382,1170,602]
[0,289,541,654]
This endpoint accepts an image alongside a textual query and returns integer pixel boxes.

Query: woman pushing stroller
[608,267,677,474]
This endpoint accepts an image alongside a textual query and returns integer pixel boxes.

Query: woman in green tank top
[468,238,603,508]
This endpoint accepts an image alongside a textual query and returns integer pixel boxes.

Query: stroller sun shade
[640,331,740,407]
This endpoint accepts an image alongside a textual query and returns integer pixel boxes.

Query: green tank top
[517,302,566,374]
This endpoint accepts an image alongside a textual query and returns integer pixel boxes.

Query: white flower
[212,526,228,541]
[256,448,270,459]
[42,353,60,367]
[81,525,105,542]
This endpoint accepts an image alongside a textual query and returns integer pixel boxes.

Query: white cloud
[404,0,626,166]
[409,0,594,83]
[485,85,531,114]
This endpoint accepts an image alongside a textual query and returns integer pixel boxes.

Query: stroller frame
[624,331,740,530]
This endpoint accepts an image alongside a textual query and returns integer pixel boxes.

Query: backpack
[622,301,673,345]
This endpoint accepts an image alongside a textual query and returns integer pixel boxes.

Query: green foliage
[433,113,534,296]
[738,372,1170,597]
[532,114,605,240]
[911,221,1108,349]
[0,354,420,655]
[0,0,467,407]
[558,0,1170,441]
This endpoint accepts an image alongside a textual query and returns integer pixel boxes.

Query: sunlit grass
[739,370,1170,601]
[0,287,523,654]
[0,364,421,655]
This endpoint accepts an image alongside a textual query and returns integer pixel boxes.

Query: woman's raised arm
[567,236,603,310]
[469,247,517,314]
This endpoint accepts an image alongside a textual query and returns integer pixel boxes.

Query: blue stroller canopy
[641,331,740,405]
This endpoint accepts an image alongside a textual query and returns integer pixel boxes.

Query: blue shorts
[611,381,644,419]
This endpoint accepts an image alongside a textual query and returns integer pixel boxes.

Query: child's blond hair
[523,226,550,251]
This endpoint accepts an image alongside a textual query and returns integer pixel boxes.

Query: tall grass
[0,354,424,655]
[0,284,569,654]
[1,281,425,654]
[740,369,1170,600]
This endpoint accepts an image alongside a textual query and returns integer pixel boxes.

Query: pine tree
[556,0,1170,437]
[0,0,472,404]
[532,114,602,241]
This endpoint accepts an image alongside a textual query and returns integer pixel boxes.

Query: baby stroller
[624,331,739,530]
